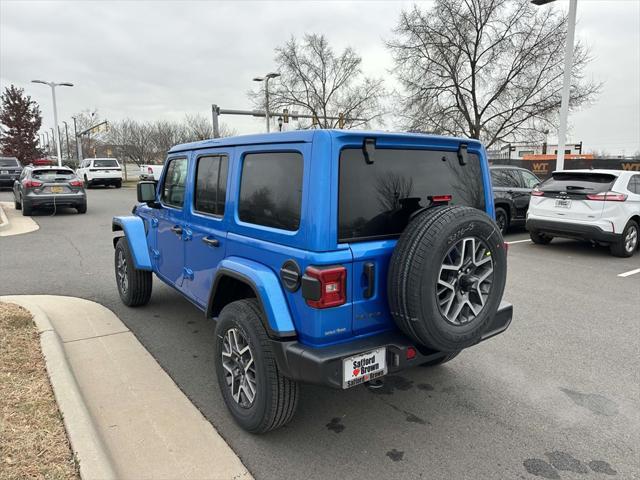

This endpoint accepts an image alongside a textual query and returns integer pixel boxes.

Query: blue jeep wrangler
[113,130,512,433]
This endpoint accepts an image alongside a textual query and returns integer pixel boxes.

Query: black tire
[21,199,32,216]
[529,230,553,245]
[388,206,507,352]
[84,176,91,189]
[115,180,122,189]
[422,351,461,367]
[610,220,638,258]
[215,299,298,434]
[76,202,87,214]
[114,237,152,306]
[495,207,509,235]
[14,195,21,210]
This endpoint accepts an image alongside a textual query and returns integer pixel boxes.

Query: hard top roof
[553,169,625,176]
[168,129,483,154]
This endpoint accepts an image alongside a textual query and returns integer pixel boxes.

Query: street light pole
[63,121,71,163]
[253,72,280,133]
[31,80,73,167]
[72,116,82,161]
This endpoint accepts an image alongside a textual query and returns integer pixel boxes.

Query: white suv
[77,158,123,188]
[527,169,640,257]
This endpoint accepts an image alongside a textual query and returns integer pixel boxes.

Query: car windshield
[339,147,486,242]
[32,169,75,180]
[94,159,118,168]
[540,172,617,193]
[0,158,19,167]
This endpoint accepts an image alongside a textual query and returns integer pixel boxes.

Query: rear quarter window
[339,148,486,242]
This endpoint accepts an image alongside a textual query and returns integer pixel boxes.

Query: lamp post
[531,0,577,171]
[253,72,280,132]
[72,116,82,161]
[63,121,71,163]
[31,80,73,167]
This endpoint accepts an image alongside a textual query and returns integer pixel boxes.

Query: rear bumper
[87,176,121,184]
[0,176,19,186]
[526,218,619,243]
[271,301,513,389]
[26,193,86,207]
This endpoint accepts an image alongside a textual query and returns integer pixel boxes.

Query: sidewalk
[0,201,39,237]
[1,295,252,480]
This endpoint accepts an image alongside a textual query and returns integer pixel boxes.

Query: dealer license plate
[342,348,387,389]
[0,170,8,175]
[51,186,64,193]
[555,198,571,209]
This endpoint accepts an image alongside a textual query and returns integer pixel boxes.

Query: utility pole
[63,121,71,163]
[31,80,73,166]
[253,72,280,132]
[72,116,82,161]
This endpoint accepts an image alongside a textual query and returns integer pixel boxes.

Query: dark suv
[490,165,540,233]
[0,156,22,188]
[113,130,513,433]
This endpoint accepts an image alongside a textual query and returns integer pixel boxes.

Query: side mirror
[137,181,158,206]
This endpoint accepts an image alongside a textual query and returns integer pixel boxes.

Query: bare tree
[251,33,385,129]
[388,0,600,148]
[184,113,236,140]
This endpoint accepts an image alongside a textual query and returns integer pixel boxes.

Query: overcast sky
[1,0,639,155]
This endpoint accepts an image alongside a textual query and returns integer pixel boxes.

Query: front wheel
[215,299,298,433]
[495,207,509,235]
[530,230,552,245]
[114,237,152,306]
[610,220,638,258]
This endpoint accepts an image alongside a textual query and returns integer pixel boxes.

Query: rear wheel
[610,220,638,258]
[495,207,509,235]
[84,176,91,189]
[530,230,553,245]
[115,180,122,188]
[76,202,87,214]
[115,237,152,306]
[21,199,32,216]
[215,299,298,433]
[14,195,21,210]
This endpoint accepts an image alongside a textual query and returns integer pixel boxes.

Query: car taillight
[148,167,153,174]
[69,179,83,187]
[24,180,43,188]
[429,194,452,203]
[531,188,544,196]
[586,191,627,202]
[302,265,346,309]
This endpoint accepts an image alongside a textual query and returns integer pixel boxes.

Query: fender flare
[207,257,297,339]
[112,216,153,271]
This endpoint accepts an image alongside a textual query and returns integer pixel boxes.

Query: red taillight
[586,191,627,202]
[406,347,417,360]
[148,167,153,174]
[531,188,544,196]
[23,180,43,188]
[429,194,453,203]
[69,179,83,187]
[303,266,346,309]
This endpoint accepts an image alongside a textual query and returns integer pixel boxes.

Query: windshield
[339,147,486,242]
[0,158,19,167]
[32,169,75,180]
[94,159,118,168]
[540,172,617,193]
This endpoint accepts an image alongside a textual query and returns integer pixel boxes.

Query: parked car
[527,169,640,257]
[139,164,164,181]
[490,165,540,234]
[13,165,87,215]
[112,130,512,433]
[0,156,22,188]
[76,157,123,188]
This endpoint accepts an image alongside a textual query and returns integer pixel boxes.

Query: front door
[156,156,189,287]
[184,152,230,305]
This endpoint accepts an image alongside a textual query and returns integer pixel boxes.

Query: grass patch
[0,302,79,479]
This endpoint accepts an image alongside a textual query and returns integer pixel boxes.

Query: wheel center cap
[459,274,478,292]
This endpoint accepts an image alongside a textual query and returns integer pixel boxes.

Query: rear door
[183,151,230,306]
[338,144,487,337]
[532,172,617,222]
[155,156,189,288]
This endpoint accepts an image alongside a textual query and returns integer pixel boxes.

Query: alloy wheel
[437,237,494,325]
[116,249,128,294]
[625,225,638,253]
[221,328,257,408]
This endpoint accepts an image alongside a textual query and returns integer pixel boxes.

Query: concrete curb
[0,203,8,230]
[0,202,39,237]
[6,300,117,480]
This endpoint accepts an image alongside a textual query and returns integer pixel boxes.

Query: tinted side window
[161,157,188,208]
[194,155,228,216]
[520,170,540,189]
[339,148,485,242]
[491,168,520,188]
[238,152,303,231]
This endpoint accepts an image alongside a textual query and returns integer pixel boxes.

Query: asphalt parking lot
[1,187,638,480]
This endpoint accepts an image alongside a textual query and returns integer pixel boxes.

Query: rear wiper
[565,185,594,191]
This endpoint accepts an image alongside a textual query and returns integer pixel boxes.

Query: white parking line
[506,239,532,245]
[618,268,640,278]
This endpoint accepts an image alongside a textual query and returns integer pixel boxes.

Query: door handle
[202,236,220,247]
[170,225,183,235]
[363,262,375,299]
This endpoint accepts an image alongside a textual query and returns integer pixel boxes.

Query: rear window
[541,172,617,193]
[93,159,118,168]
[0,158,19,167]
[339,148,486,242]
[32,169,74,180]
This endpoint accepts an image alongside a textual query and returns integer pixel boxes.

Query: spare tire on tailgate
[388,205,507,352]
